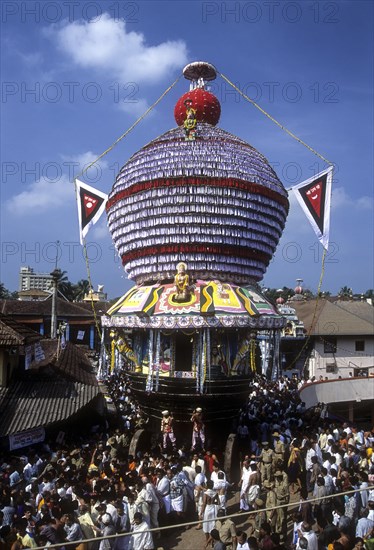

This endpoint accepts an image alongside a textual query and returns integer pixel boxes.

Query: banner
[9,427,45,451]
[25,345,33,370]
[291,166,333,250]
[34,342,45,362]
[75,179,108,245]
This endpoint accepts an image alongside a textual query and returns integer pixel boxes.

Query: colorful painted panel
[108,286,156,315]
[240,287,278,315]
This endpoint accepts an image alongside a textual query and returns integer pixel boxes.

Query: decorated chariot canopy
[106,62,289,287]
[102,276,285,330]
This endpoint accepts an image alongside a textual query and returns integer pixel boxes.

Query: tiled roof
[18,289,50,297]
[292,299,374,336]
[0,315,42,347]
[29,340,98,386]
[0,380,101,437]
[76,300,112,314]
[333,300,374,325]
[0,297,95,318]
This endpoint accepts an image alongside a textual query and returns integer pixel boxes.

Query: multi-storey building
[18,266,53,292]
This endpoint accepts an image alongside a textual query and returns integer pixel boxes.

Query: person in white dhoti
[128,512,153,550]
[194,465,207,529]
[213,471,231,512]
[239,461,251,512]
[200,480,219,543]
[138,476,159,531]
[156,469,171,515]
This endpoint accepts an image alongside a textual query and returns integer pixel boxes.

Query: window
[326,363,336,373]
[355,340,365,352]
[324,337,337,353]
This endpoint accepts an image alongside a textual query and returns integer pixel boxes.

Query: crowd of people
[0,372,373,550]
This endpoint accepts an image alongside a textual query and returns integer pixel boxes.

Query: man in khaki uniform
[259,441,274,482]
[215,508,237,550]
[274,469,290,537]
[252,498,267,539]
[263,479,277,530]
[272,432,285,469]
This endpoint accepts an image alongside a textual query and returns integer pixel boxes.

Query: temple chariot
[101,62,289,448]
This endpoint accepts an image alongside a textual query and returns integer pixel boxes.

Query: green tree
[364,289,374,300]
[0,282,18,299]
[262,286,294,305]
[338,286,353,298]
[54,270,76,301]
[318,290,331,297]
[74,279,91,301]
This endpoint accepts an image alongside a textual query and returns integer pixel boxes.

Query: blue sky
[1,0,373,298]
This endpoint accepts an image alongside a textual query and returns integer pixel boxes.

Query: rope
[219,72,334,167]
[28,483,374,550]
[218,71,335,378]
[82,236,103,341]
[72,75,182,350]
[74,74,182,181]
[285,249,327,372]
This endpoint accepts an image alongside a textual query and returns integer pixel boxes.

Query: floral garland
[250,338,257,373]
[145,329,154,393]
[154,331,161,392]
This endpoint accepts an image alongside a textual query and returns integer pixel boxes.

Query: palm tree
[54,270,75,301]
[338,286,353,298]
[75,279,91,301]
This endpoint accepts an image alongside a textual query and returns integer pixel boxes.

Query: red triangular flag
[76,179,108,245]
[292,166,333,250]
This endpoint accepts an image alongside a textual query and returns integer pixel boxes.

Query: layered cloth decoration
[76,179,108,245]
[107,124,289,285]
[291,166,333,250]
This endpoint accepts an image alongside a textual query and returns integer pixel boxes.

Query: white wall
[307,336,374,379]
[300,377,374,410]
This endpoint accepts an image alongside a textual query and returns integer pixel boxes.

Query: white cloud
[48,14,188,85]
[91,220,110,240]
[332,187,373,211]
[7,175,74,215]
[117,97,153,118]
[7,151,108,216]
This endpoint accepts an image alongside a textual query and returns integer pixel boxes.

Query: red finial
[174,61,221,126]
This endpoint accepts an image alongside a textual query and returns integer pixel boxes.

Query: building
[0,296,111,350]
[0,315,104,450]
[19,266,53,292]
[288,298,374,426]
[291,298,374,379]
[0,314,42,386]
[18,289,51,301]
[278,303,308,377]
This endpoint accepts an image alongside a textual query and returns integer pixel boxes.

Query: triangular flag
[75,179,108,245]
[292,166,333,250]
